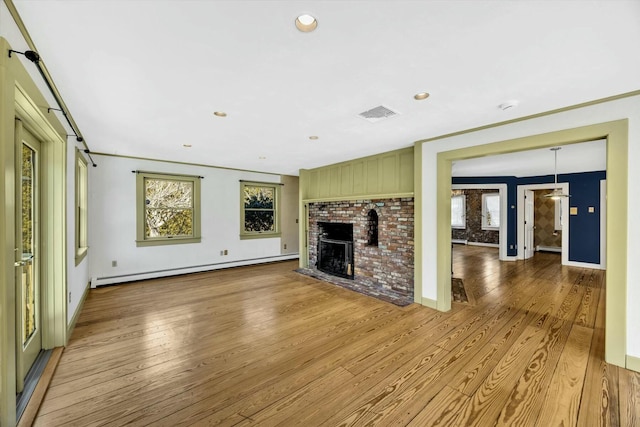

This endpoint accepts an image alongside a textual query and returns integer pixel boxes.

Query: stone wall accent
[451,189,499,244]
[308,198,414,297]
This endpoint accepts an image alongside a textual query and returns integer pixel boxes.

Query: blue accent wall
[453,171,605,264]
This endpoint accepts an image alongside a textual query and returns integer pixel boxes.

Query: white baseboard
[563,260,605,270]
[91,254,300,288]
[468,242,499,248]
[536,245,562,253]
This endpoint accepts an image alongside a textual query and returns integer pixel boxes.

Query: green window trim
[240,181,281,240]
[136,171,202,247]
[75,149,89,265]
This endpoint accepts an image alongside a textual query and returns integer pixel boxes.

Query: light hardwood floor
[34,246,639,426]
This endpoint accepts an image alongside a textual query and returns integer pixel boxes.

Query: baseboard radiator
[91,254,299,288]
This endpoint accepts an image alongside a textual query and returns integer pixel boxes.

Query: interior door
[15,120,42,393]
[524,190,535,259]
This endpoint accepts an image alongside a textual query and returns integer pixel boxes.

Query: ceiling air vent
[358,105,399,123]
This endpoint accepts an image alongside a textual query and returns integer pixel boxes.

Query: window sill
[75,247,88,266]
[240,232,281,240]
[136,237,201,247]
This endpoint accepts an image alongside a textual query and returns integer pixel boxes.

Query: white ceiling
[12,1,640,176]
[453,139,606,177]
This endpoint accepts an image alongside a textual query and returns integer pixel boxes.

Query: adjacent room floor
[33,249,639,426]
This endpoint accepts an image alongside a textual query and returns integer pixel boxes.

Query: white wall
[89,155,289,285]
[420,94,640,358]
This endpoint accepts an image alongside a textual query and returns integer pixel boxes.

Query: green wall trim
[626,355,640,373]
[302,192,414,204]
[1,35,68,426]
[421,297,437,309]
[414,89,640,146]
[413,142,423,304]
[430,119,628,368]
[66,281,90,344]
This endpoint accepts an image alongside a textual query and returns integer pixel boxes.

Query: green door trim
[425,119,627,368]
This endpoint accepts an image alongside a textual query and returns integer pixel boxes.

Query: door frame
[1,37,67,426]
[517,182,570,265]
[429,119,627,368]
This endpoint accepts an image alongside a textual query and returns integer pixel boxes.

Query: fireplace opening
[317,222,354,279]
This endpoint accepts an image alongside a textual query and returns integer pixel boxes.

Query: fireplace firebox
[317,222,354,279]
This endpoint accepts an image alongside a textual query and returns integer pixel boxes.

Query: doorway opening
[431,119,627,367]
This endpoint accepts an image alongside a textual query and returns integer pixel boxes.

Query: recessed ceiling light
[414,92,430,100]
[295,14,317,32]
[213,111,227,117]
[498,101,519,111]
[183,144,192,148]
[309,135,319,140]
[258,156,267,160]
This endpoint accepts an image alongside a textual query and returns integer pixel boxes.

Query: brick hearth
[307,198,414,301]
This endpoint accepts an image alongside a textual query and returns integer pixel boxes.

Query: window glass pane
[245,211,275,232]
[145,179,193,209]
[146,208,193,237]
[144,178,194,238]
[451,195,465,228]
[244,186,274,209]
[484,194,500,228]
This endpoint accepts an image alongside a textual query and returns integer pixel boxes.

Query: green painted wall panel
[400,151,414,190]
[341,164,353,195]
[381,154,397,193]
[300,147,414,201]
[330,166,341,196]
[366,159,379,194]
[318,169,330,198]
[353,161,365,194]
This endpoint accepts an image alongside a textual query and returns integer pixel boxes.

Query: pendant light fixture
[544,147,570,199]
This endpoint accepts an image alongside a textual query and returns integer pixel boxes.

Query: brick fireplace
[307,198,414,301]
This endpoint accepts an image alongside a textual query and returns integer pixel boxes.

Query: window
[136,172,201,246]
[482,193,500,230]
[241,181,281,239]
[75,149,88,264]
[451,195,466,229]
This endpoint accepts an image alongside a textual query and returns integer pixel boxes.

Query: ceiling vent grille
[358,105,399,123]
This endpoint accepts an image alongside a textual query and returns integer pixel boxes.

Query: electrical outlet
[509,245,514,249]
[220,250,224,256]
[224,249,228,255]
[68,292,71,303]
[284,243,287,249]
[112,260,117,267]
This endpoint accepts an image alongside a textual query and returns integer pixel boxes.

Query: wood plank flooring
[33,246,640,426]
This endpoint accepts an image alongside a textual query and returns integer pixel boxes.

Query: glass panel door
[15,123,41,393]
